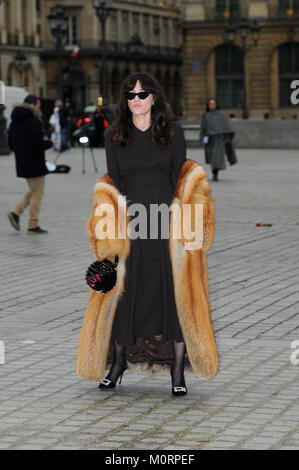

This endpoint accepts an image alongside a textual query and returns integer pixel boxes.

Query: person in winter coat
[200,98,237,181]
[49,104,61,151]
[76,72,218,396]
[7,95,53,234]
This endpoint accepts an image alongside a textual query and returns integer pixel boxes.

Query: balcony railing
[269,1,299,18]
[0,34,38,47]
[206,3,242,20]
[41,39,182,61]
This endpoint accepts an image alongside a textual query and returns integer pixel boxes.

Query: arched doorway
[24,64,35,94]
[173,70,183,117]
[164,70,172,105]
[215,44,245,109]
[123,67,130,80]
[111,66,121,103]
[62,59,85,113]
[7,63,18,86]
[155,68,161,84]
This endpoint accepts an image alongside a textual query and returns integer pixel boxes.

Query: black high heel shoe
[170,366,188,397]
[99,362,128,390]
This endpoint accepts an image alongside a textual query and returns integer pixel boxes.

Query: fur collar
[12,102,42,120]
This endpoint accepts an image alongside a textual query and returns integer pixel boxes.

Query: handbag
[85,255,119,293]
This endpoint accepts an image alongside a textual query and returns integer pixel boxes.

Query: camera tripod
[53,145,98,174]
[81,145,98,174]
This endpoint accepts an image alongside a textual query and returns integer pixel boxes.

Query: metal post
[93,1,112,106]
[47,5,68,101]
[58,40,63,100]
[101,16,107,105]
[0,81,10,155]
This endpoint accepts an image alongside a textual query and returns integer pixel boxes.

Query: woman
[77,72,218,396]
[200,98,237,181]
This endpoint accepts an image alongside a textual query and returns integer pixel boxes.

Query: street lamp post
[126,33,146,72]
[226,19,260,119]
[47,4,68,100]
[14,51,27,87]
[92,0,112,106]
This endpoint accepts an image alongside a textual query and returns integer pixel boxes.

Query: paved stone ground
[0,145,298,450]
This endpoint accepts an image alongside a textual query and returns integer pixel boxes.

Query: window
[215,44,245,108]
[143,15,149,44]
[122,12,129,42]
[133,13,139,35]
[67,16,78,45]
[163,18,169,46]
[279,42,299,107]
[278,0,299,15]
[110,11,118,42]
[215,0,240,18]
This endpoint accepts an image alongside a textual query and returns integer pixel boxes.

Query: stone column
[270,48,279,118]
[0,1,8,44]
[15,0,23,45]
[27,0,38,46]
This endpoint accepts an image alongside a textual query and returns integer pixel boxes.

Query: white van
[0,82,29,124]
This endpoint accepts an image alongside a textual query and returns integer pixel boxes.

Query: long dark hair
[206,97,221,112]
[106,72,174,149]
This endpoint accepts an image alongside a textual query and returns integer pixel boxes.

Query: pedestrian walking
[200,98,237,181]
[49,103,61,151]
[59,99,71,151]
[77,72,218,396]
[7,94,53,234]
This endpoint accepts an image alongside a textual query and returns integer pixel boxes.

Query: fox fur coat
[76,158,219,381]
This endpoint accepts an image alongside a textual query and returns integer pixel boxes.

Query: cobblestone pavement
[0,146,298,450]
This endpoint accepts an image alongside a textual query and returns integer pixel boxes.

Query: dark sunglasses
[124,90,153,100]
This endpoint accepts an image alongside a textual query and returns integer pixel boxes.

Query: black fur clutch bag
[85,255,119,293]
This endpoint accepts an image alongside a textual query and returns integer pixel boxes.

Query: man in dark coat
[7,95,53,234]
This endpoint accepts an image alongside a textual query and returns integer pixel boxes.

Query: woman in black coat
[200,98,237,181]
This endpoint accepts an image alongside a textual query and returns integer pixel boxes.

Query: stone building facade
[40,0,184,115]
[182,0,299,120]
[0,0,43,95]
[0,0,183,115]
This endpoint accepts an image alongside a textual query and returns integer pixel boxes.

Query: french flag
[71,45,80,58]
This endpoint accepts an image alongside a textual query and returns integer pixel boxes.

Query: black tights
[171,340,186,387]
[106,339,186,387]
[106,340,127,383]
